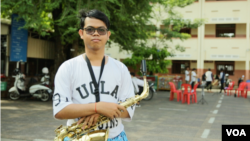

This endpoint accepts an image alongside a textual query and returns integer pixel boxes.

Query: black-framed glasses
[83,27,108,35]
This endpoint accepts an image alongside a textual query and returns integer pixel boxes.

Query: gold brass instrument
[54,60,149,141]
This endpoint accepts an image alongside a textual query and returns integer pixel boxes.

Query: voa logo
[226,129,246,136]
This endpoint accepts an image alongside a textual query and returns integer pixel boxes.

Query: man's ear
[78,29,84,39]
[107,31,111,40]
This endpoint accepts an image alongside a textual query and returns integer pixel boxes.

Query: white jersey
[185,70,190,81]
[206,71,213,82]
[191,71,196,82]
[53,55,135,139]
[131,77,144,93]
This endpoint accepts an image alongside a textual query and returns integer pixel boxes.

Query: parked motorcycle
[139,82,156,101]
[8,62,52,101]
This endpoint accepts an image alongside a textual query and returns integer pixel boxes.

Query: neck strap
[85,55,105,102]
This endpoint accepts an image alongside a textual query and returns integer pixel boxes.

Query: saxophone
[54,60,149,141]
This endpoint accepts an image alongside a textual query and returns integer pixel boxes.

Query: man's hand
[77,114,100,129]
[96,102,126,119]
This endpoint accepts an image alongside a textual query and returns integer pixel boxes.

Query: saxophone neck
[139,76,149,100]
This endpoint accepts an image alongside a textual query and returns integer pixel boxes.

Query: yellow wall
[235,61,245,70]
[236,24,246,35]
[168,38,199,60]
[204,62,215,69]
[175,2,200,20]
[205,24,215,35]
[27,37,55,59]
[105,43,132,60]
[191,28,198,35]
[1,24,9,35]
[204,1,248,24]
[204,38,247,61]
[190,62,197,69]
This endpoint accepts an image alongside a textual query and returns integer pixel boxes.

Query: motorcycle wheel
[9,92,20,100]
[143,89,154,101]
[40,92,50,102]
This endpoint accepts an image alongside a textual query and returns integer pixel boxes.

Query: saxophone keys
[76,128,82,134]
[68,131,75,138]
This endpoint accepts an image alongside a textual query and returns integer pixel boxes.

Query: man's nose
[93,29,99,36]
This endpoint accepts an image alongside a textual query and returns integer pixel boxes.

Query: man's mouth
[92,39,101,42]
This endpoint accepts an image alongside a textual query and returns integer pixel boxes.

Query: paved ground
[1,90,250,141]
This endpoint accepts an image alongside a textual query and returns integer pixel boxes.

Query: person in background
[238,75,244,87]
[130,72,145,107]
[224,74,229,88]
[219,68,225,93]
[212,74,219,86]
[205,68,213,93]
[185,67,190,84]
[191,68,198,89]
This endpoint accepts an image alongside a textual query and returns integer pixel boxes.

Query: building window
[179,28,191,34]
[172,60,190,74]
[216,24,235,37]
[215,61,234,75]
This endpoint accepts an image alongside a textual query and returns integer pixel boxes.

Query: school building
[105,0,250,83]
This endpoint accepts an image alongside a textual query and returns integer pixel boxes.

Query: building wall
[27,37,55,59]
[105,0,250,84]
[204,1,249,24]
[236,24,246,36]
[1,24,9,35]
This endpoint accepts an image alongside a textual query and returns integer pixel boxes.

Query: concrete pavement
[1,90,250,141]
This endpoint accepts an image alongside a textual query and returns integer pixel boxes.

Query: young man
[191,68,197,89]
[185,67,190,84]
[219,68,225,93]
[238,75,244,87]
[130,72,145,107]
[205,68,213,93]
[53,9,135,141]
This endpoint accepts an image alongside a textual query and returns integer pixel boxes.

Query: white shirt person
[185,67,190,83]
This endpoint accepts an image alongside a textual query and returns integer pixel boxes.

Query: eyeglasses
[83,27,108,35]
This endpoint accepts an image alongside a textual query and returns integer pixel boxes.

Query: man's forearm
[55,103,95,119]
[120,109,130,118]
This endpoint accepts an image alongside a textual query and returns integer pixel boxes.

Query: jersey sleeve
[118,65,135,122]
[136,78,145,87]
[53,61,73,119]
[193,72,196,77]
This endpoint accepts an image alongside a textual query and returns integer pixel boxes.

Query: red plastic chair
[244,82,250,98]
[181,83,192,104]
[169,82,182,102]
[190,83,199,103]
[226,81,235,96]
[235,82,247,97]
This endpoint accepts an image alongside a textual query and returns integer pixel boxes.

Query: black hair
[208,68,211,71]
[192,68,196,71]
[186,67,190,69]
[78,9,110,30]
[220,68,224,71]
[130,72,135,76]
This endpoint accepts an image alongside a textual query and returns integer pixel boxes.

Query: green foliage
[1,0,168,50]
[123,46,172,74]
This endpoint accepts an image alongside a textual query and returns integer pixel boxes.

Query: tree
[122,0,205,75]
[1,0,170,80]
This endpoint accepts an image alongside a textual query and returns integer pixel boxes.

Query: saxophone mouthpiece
[141,60,147,76]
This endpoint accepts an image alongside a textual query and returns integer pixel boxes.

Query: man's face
[79,17,111,51]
